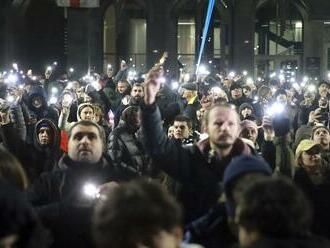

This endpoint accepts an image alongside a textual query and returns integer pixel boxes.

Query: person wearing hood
[238,103,256,121]
[0,102,61,182]
[58,102,95,131]
[28,120,123,248]
[236,177,330,248]
[141,66,251,222]
[107,106,153,179]
[24,85,58,124]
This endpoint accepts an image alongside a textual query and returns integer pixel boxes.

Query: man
[312,125,330,165]
[181,82,200,128]
[29,120,121,247]
[229,81,252,108]
[240,120,259,150]
[172,115,195,145]
[236,178,330,248]
[318,81,329,99]
[185,155,272,248]
[108,106,152,179]
[238,103,256,121]
[93,180,201,248]
[141,66,251,222]
[114,82,144,126]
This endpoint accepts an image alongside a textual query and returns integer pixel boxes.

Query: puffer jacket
[107,122,152,179]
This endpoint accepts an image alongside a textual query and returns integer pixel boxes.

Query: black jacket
[141,103,251,222]
[0,110,61,182]
[28,155,123,248]
[247,236,330,248]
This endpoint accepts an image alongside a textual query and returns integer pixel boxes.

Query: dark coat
[141,104,251,222]
[107,122,152,179]
[28,156,122,248]
[0,113,61,183]
[294,167,330,239]
[247,236,330,248]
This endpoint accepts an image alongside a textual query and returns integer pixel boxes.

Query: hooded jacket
[25,85,58,124]
[1,116,61,183]
[141,103,251,222]
[58,102,95,131]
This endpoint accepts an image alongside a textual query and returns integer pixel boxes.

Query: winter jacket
[0,107,61,182]
[247,236,330,248]
[107,122,152,179]
[28,155,122,248]
[294,167,330,239]
[141,103,251,222]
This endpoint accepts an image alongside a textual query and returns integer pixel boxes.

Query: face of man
[32,96,43,108]
[240,127,258,144]
[241,108,252,118]
[301,147,321,170]
[80,106,94,121]
[196,108,206,121]
[313,128,330,148]
[319,84,329,97]
[38,127,51,145]
[231,88,242,99]
[167,126,175,138]
[304,93,315,104]
[68,124,103,163]
[276,94,287,105]
[173,121,190,140]
[207,107,240,149]
[131,86,144,99]
[182,90,196,100]
[243,88,251,97]
[117,82,128,94]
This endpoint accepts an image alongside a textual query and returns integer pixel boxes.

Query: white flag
[56,0,100,8]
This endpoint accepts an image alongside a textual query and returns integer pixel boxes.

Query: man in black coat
[141,67,251,222]
[28,120,123,248]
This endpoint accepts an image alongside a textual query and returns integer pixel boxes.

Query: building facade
[1,0,330,79]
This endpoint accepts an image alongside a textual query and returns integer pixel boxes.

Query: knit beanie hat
[223,155,272,217]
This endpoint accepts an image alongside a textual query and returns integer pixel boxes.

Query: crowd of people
[0,54,330,248]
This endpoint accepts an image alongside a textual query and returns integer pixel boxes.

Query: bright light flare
[83,183,99,198]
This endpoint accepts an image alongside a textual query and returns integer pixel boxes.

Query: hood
[249,236,330,248]
[26,85,47,111]
[34,118,60,152]
[77,102,94,121]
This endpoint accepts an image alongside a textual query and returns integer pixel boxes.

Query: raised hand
[144,66,163,105]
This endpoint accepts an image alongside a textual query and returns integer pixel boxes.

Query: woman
[294,139,330,239]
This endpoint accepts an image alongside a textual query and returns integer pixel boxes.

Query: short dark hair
[237,177,312,238]
[132,82,144,89]
[318,81,330,88]
[92,180,182,248]
[174,115,192,130]
[68,120,106,149]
